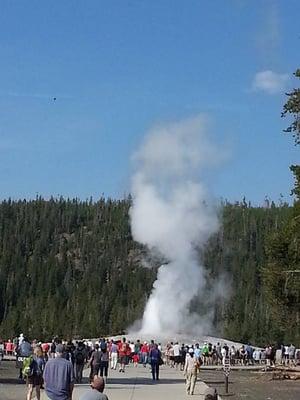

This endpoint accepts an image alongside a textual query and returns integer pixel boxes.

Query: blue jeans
[142,352,148,365]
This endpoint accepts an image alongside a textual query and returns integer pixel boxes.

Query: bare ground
[200,369,300,400]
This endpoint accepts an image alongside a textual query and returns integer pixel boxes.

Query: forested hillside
[0,197,155,339]
[0,197,295,345]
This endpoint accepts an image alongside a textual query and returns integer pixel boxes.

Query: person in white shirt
[110,341,118,370]
[173,342,180,369]
[184,348,200,396]
[129,342,135,362]
[169,343,175,368]
[284,345,289,365]
[253,349,261,364]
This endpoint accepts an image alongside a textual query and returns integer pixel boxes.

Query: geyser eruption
[130,115,220,336]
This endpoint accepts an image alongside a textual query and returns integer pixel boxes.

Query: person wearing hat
[43,343,75,400]
[183,348,201,395]
[79,376,108,400]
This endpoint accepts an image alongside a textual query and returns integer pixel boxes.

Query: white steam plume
[130,115,220,336]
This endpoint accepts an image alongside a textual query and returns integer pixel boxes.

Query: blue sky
[0,0,299,204]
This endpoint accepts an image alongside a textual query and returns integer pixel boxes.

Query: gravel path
[1,359,299,400]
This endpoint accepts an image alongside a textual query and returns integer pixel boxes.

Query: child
[132,353,139,367]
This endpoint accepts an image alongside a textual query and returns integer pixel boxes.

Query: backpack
[100,341,107,352]
[35,358,43,376]
[22,356,34,378]
[75,350,85,364]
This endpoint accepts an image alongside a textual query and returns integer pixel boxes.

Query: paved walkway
[70,364,219,400]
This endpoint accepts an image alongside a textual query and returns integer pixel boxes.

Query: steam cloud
[130,115,220,336]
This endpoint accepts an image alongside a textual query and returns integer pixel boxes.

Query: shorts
[28,374,43,387]
[120,355,127,364]
[174,356,181,364]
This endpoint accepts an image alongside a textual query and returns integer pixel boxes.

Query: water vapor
[129,115,221,336]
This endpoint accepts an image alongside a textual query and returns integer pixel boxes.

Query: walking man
[118,338,128,373]
[184,348,200,395]
[43,344,74,400]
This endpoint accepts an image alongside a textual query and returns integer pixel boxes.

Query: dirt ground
[1,360,300,400]
[200,369,300,400]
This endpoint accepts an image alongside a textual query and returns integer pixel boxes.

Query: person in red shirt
[41,342,50,361]
[132,353,139,367]
[118,338,128,373]
[5,340,14,355]
[41,343,50,353]
[141,342,149,367]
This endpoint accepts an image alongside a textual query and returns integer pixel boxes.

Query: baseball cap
[189,348,194,354]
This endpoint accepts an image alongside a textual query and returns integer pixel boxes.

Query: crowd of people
[1,333,299,399]
[10,334,165,399]
[162,341,299,368]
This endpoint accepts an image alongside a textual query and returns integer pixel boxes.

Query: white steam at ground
[129,115,221,337]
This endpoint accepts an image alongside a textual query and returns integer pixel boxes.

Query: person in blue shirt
[149,343,162,381]
[43,344,75,400]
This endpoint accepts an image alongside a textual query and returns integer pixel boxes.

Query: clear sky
[0,0,299,204]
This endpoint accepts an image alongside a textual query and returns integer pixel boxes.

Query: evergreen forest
[0,72,299,346]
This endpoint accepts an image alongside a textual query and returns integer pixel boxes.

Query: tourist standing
[134,340,141,359]
[180,344,187,371]
[19,337,32,357]
[50,340,56,359]
[5,339,14,355]
[43,344,74,400]
[41,342,50,362]
[265,345,272,366]
[89,344,101,379]
[133,353,139,367]
[99,346,109,382]
[173,342,180,369]
[288,344,296,365]
[74,341,86,383]
[110,341,118,370]
[26,346,45,400]
[17,336,32,380]
[118,338,128,373]
[149,343,161,381]
[253,348,261,364]
[169,342,175,368]
[194,344,201,362]
[141,342,149,367]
